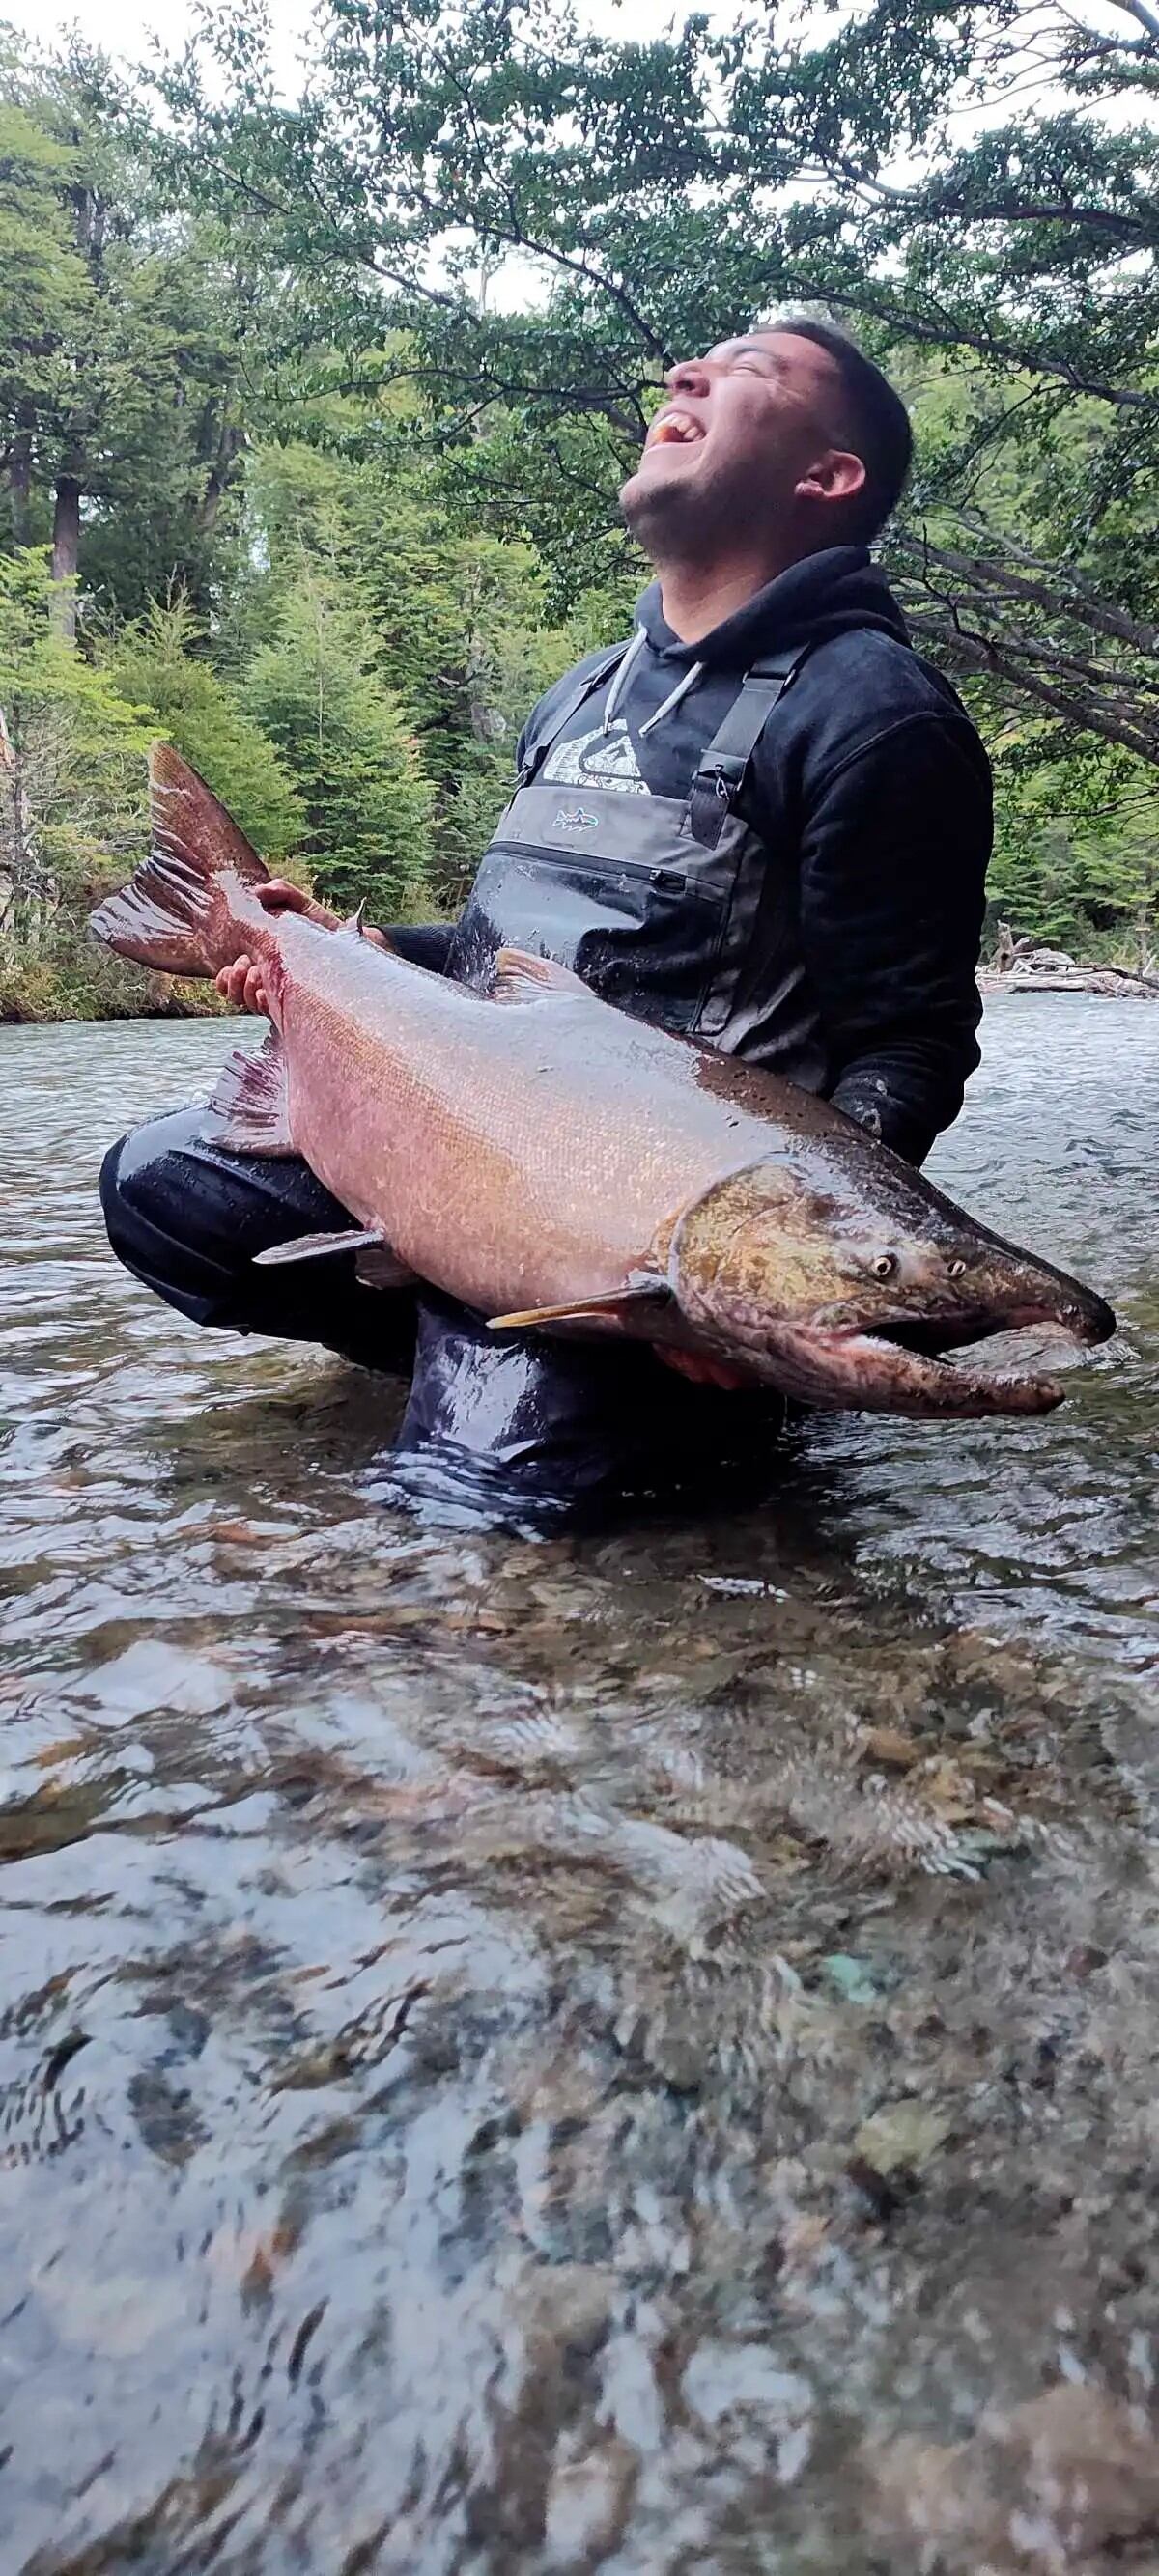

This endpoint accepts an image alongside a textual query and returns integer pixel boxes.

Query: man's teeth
[653,415,700,445]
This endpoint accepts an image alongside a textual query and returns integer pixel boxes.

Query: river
[1,998,1156,2573]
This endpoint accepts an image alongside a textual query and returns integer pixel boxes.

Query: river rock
[866,2383,1159,2566]
[852,2099,951,2178]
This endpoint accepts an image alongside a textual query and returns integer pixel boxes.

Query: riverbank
[978,962,1159,998]
[3,953,1157,1022]
[0,959,216,1024]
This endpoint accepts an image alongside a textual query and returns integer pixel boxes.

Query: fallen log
[979,963,1159,997]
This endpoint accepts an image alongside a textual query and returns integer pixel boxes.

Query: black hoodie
[396,546,992,1167]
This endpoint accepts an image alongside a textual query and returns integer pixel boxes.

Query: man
[100,318,992,1523]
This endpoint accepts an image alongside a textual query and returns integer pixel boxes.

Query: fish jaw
[773,1263,1117,1414]
[749,1323,1068,1417]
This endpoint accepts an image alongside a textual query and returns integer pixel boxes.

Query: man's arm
[387,923,454,971]
[797,714,991,1167]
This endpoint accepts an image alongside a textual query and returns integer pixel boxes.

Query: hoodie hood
[635,546,910,670]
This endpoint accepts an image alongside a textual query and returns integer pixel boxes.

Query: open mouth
[772,1312,1104,1419]
[646,407,706,449]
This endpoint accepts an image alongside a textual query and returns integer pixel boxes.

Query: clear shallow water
[0,999,1156,2574]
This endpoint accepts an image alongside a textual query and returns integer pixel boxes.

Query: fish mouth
[775,1327,1064,1416]
[766,1307,1109,1418]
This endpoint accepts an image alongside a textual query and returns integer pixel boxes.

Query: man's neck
[654,547,797,646]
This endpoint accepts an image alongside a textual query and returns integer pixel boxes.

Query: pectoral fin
[488,1275,672,1331]
[254,1227,386,1268]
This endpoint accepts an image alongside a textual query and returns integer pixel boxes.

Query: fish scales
[277,940,787,1314]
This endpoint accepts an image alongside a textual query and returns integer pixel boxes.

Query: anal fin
[206,1032,294,1157]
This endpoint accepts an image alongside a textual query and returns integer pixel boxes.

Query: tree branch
[906,603,1159,759]
[893,527,1159,656]
[1107,0,1159,43]
[814,280,1154,406]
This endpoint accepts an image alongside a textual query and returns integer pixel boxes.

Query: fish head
[664,1161,1116,1417]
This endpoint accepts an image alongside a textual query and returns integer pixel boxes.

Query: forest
[2,0,1158,1019]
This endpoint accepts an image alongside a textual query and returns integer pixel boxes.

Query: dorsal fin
[494,947,591,1004]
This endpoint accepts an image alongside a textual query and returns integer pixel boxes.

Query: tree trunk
[10,402,34,546]
[50,474,81,640]
[1,724,47,956]
[196,419,244,543]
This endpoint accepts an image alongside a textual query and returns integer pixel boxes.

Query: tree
[241,570,436,919]
[235,428,587,900]
[0,104,89,549]
[105,597,304,856]
[4,11,1155,1005]
[0,546,152,987]
[0,41,282,632]
[153,0,1159,764]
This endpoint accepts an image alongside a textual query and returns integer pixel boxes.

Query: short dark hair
[767,314,914,545]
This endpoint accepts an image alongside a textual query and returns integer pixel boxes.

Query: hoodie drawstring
[601,626,648,733]
[602,623,705,741]
[638,660,705,738]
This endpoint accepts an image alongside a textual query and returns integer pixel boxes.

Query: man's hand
[259,879,343,933]
[215,952,272,1014]
[214,881,391,1014]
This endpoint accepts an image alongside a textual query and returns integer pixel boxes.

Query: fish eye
[947,1258,967,1280]
[871,1252,897,1280]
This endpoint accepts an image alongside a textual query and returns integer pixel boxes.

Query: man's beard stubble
[619,453,740,566]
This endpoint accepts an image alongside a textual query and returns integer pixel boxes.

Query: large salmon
[91,747,1115,1417]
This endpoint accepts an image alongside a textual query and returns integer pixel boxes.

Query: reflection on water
[0,999,1156,2573]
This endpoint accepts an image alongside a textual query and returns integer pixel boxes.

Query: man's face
[620,328,865,559]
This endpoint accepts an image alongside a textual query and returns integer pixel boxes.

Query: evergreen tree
[241,572,436,921]
[0,43,271,630]
[238,430,577,879]
[0,104,88,550]
[157,0,1159,763]
[106,599,304,858]
[3,19,1157,1006]
[0,546,155,1013]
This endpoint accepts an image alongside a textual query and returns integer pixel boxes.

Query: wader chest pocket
[453,841,727,1034]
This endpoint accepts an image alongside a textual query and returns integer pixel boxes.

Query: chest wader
[448,641,826,1084]
[399,641,807,1517]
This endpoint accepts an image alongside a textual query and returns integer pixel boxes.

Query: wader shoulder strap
[517,643,632,787]
[688,644,810,848]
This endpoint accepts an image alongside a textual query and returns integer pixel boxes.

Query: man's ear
[796,449,867,509]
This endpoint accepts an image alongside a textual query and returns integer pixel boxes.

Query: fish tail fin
[89,743,270,978]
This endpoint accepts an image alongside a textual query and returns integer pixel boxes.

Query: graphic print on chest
[540,718,652,796]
